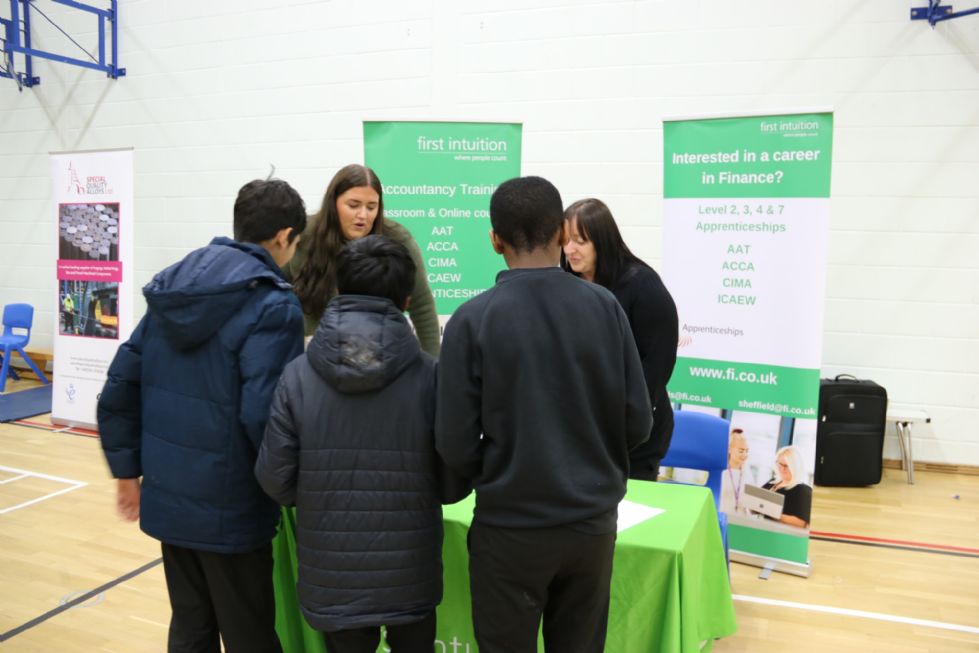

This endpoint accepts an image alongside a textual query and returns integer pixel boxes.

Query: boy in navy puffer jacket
[98,179,307,653]
[256,235,468,653]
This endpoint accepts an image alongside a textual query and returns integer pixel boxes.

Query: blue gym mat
[0,384,53,422]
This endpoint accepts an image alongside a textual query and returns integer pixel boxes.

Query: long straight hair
[561,198,646,289]
[292,164,385,320]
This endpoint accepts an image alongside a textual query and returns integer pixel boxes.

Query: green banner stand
[663,111,834,576]
[363,121,523,316]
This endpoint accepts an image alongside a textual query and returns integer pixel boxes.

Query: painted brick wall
[1,0,976,465]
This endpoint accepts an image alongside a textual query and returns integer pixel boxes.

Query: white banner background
[663,197,830,369]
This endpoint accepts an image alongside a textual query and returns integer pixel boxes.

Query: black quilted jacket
[255,294,467,632]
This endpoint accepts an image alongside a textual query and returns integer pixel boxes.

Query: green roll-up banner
[364,121,523,319]
[663,112,833,574]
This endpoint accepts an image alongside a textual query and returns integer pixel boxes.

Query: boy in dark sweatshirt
[435,176,652,653]
[256,235,468,653]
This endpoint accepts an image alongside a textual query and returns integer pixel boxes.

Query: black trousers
[161,542,281,653]
[467,521,617,653]
[322,611,436,653]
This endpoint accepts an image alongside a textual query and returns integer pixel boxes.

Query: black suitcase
[815,374,888,486]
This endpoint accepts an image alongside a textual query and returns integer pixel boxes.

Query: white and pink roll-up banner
[49,148,134,429]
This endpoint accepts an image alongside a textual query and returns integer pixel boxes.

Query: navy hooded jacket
[255,295,469,632]
[98,237,304,553]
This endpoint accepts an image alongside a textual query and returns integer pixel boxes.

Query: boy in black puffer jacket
[256,235,468,653]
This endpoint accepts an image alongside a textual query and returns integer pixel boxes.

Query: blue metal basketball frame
[1,0,124,89]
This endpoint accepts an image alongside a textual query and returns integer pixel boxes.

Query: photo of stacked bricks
[59,203,120,261]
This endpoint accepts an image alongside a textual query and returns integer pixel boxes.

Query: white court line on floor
[0,464,86,515]
[130,615,168,629]
[734,594,979,636]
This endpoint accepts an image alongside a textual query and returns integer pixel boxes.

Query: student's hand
[116,478,141,521]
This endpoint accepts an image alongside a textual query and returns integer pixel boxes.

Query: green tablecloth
[273,480,736,652]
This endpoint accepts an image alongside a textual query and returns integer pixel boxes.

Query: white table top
[886,406,931,423]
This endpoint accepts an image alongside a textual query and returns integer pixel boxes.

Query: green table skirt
[273,481,736,652]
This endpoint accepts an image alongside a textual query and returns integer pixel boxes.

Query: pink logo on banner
[57,260,123,282]
[66,160,113,195]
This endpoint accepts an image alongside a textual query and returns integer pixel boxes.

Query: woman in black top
[762,445,813,529]
[562,198,679,481]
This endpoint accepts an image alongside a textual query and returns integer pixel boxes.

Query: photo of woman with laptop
[758,446,813,529]
[739,445,812,530]
[720,424,813,531]
[702,411,816,532]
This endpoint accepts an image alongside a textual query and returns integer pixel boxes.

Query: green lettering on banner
[364,122,522,314]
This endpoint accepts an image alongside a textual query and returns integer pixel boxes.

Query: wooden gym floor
[1,377,977,652]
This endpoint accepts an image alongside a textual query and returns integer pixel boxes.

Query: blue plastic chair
[0,303,50,393]
[660,410,730,565]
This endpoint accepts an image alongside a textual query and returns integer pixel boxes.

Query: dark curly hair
[489,176,564,252]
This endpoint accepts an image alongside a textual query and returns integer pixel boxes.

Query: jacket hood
[306,295,420,394]
[143,237,291,350]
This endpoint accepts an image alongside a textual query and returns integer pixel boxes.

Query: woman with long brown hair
[285,164,440,355]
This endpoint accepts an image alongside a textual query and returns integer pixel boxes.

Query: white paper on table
[617,499,665,533]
